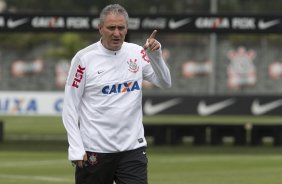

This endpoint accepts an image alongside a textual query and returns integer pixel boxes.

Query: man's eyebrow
[106,25,126,29]
[107,24,125,27]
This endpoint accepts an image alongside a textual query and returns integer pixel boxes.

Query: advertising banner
[142,96,282,116]
[0,13,281,33]
[0,91,63,116]
[1,92,282,116]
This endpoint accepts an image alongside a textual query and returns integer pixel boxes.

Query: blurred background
[0,0,282,95]
[1,1,282,184]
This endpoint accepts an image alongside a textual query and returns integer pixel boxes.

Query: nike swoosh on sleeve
[143,98,182,115]
[251,99,282,115]
[197,99,235,116]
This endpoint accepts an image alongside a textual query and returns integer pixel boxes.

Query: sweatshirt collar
[98,39,123,55]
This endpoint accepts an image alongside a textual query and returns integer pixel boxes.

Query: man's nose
[113,28,120,36]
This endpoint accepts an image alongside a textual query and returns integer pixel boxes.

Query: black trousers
[75,147,148,184]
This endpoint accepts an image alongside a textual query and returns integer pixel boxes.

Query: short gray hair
[99,4,129,26]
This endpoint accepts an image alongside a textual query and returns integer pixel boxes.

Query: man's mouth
[112,39,120,43]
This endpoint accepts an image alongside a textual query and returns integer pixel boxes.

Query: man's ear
[98,24,102,35]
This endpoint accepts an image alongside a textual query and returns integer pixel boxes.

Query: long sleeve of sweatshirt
[143,47,172,88]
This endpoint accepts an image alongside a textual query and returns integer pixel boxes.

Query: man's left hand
[143,30,160,51]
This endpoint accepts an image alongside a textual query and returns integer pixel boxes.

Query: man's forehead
[104,13,127,24]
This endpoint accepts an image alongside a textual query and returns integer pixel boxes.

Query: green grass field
[1,115,282,184]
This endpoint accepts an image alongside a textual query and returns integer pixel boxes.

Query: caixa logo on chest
[102,81,140,94]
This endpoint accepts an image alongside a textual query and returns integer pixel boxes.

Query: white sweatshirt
[62,41,171,161]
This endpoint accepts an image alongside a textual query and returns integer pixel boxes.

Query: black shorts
[75,146,148,184]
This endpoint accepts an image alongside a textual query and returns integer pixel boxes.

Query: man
[62,4,171,184]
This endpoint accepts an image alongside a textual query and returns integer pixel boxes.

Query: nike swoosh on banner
[143,98,182,115]
[198,99,235,116]
[258,19,280,30]
[251,99,282,115]
[7,18,29,28]
[168,18,190,29]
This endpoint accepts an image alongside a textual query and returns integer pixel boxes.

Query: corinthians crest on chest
[127,58,139,73]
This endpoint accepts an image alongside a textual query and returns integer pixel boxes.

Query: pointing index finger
[149,30,157,39]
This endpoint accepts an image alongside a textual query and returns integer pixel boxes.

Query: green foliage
[44,33,88,60]
[0,32,98,61]
[0,33,56,50]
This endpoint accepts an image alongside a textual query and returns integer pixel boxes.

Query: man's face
[99,13,128,51]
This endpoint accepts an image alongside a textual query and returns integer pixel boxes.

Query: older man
[62,4,171,184]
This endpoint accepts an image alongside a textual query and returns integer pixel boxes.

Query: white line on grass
[0,159,68,167]
[6,135,67,140]
[0,174,73,183]
[151,155,282,163]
